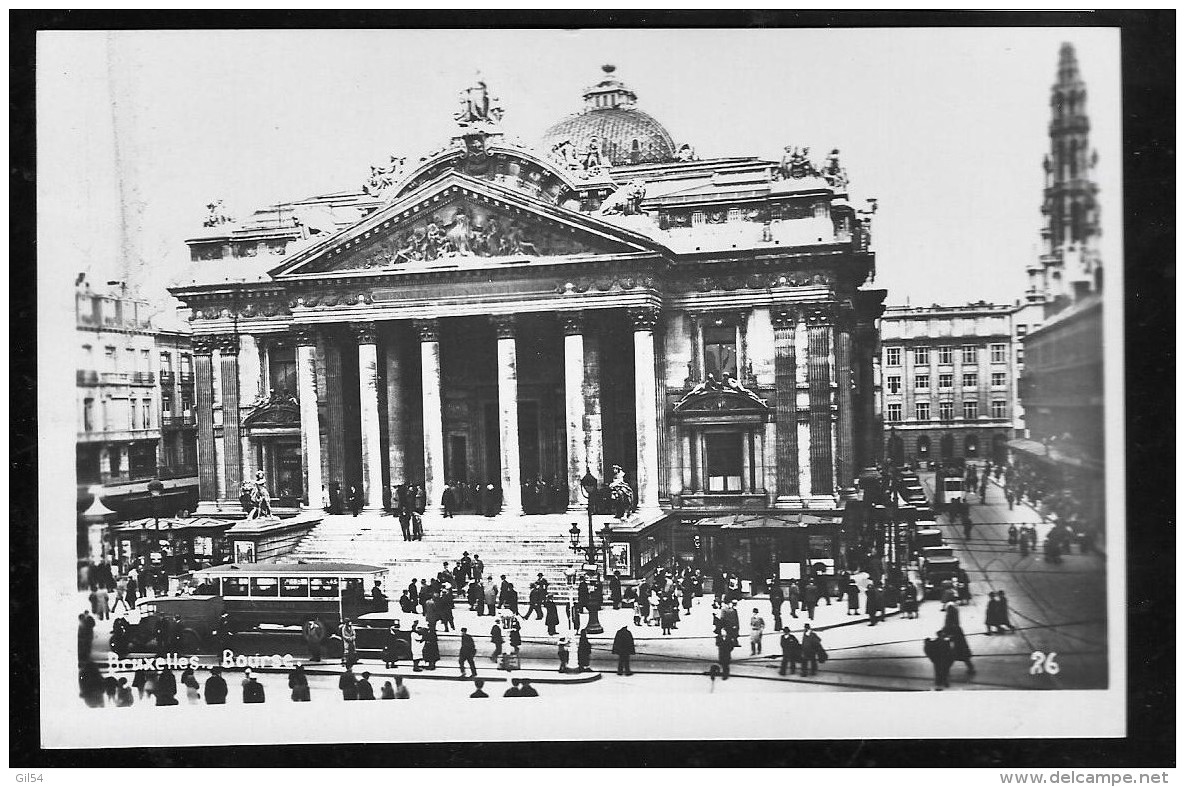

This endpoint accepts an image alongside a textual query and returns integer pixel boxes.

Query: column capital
[192,334,218,356]
[293,326,319,347]
[560,312,585,336]
[414,318,440,342]
[627,306,661,332]
[215,334,240,356]
[350,321,378,344]
[491,314,517,339]
[770,305,801,329]
[803,302,837,327]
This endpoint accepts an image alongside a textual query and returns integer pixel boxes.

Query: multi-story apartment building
[879,301,1038,468]
[76,275,199,558]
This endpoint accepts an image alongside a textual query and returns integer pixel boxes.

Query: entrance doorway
[448,434,468,483]
[260,438,302,505]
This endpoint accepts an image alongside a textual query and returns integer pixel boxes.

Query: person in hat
[241,668,265,704]
[203,666,228,705]
[611,624,636,676]
[557,635,571,673]
[778,627,802,676]
[469,679,489,698]
[749,608,766,655]
[356,671,376,700]
[339,665,358,700]
[577,628,593,673]
[288,664,310,702]
[544,593,561,636]
[458,626,478,678]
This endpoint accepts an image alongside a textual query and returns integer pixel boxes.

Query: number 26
[1030,651,1060,675]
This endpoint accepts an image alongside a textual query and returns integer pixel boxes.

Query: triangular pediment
[271,172,665,277]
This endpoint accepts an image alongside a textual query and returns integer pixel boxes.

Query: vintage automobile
[921,555,961,598]
[912,528,945,553]
[918,545,955,567]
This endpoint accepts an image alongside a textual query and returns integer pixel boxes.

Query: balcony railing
[77,370,99,386]
[178,373,195,386]
[77,428,160,443]
[96,372,156,386]
[162,415,197,429]
[159,371,176,385]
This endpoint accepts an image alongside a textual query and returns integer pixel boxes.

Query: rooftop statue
[676,143,698,162]
[363,154,405,198]
[454,77,503,128]
[777,146,820,181]
[821,148,849,191]
[597,179,647,216]
[202,199,234,228]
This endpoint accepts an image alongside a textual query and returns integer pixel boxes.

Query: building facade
[879,302,1032,468]
[76,275,199,551]
[1014,43,1106,530]
[168,68,886,579]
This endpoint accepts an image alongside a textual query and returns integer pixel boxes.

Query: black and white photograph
[21,15,1167,763]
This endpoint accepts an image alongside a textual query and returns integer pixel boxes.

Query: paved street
[77,467,1107,705]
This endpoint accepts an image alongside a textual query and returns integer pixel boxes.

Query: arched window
[630,138,641,164]
[917,435,931,457]
[940,433,954,460]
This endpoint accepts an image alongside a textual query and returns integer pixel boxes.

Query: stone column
[237,334,261,493]
[629,306,661,512]
[351,322,384,511]
[193,336,218,503]
[562,312,586,511]
[834,311,857,492]
[583,329,605,483]
[385,328,408,489]
[805,305,836,496]
[217,334,243,500]
[415,319,447,515]
[295,327,323,509]
[492,315,523,516]
[321,335,347,494]
[795,311,813,497]
[689,313,705,381]
[772,307,800,501]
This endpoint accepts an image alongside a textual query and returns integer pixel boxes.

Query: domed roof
[540,65,677,167]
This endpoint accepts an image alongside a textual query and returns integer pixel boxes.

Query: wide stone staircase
[280,512,588,594]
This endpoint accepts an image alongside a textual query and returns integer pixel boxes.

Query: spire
[1057,42,1082,88]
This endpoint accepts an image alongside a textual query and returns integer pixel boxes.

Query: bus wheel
[179,629,202,654]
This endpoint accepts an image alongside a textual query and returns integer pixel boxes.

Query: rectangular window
[703,326,739,380]
[886,375,901,394]
[105,346,118,371]
[937,346,953,365]
[938,373,953,389]
[141,349,151,370]
[886,403,902,423]
[913,347,929,366]
[963,373,978,388]
[705,432,743,492]
[160,351,173,372]
[991,343,1007,363]
[250,577,280,597]
[130,400,138,430]
[310,577,340,598]
[991,400,1007,418]
[269,346,299,397]
[939,401,954,421]
[83,399,95,431]
[127,347,138,371]
[963,400,979,419]
[915,402,930,421]
[692,211,705,225]
[914,374,929,391]
[280,577,311,598]
[181,354,193,378]
[885,347,901,366]
[1016,349,1024,364]
[142,400,152,428]
[962,345,977,364]
[221,577,250,597]
[991,372,1007,387]
[1016,325,1028,337]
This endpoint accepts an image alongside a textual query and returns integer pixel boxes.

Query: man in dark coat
[609,571,623,610]
[473,555,485,581]
[242,670,266,703]
[348,485,363,516]
[778,627,802,676]
[866,582,885,626]
[399,508,412,541]
[303,618,326,662]
[355,672,375,700]
[718,600,740,640]
[339,666,358,700]
[154,668,178,706]
[458,627,478,678]
[611,625,636,676]
[576,578,590,612]
[716,631,737,679]
[544,595,561,636]
[442,482,456,518]
[769,579,785,630]
[414,484,427,514]
[924,631,955,689]
[469,576,485,613]
[527,582,545,621]
[204,666,228,704]
[802,581,820,621]
[636,579,651,625]
[800,624,824,676]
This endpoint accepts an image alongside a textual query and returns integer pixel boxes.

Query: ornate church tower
[1027,42,1103,308]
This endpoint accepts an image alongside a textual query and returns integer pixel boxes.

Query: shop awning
[696,513,838,530]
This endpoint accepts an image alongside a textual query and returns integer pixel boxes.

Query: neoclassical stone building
[170,66,885,578]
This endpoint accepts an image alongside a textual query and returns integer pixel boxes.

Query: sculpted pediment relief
[285,194,651,276]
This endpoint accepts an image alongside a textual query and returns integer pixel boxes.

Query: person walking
[203,666,228,704]
[303,618,326,663]
[611,625,636,676]
[778,627,802,676]
[802,580,819,621]
[484,578,499,617]
[289,664,310,702]
[576,629,593,673]
[924,631,955,690]
[800,624,825,676]
[846,580,861,616]
[507,621,522,669]
[527,582,545,621]
[557,636,571,673]
[489,620,504,664]
[749,608,766,655]
[442,482,456,518]
[943,616,976,676]
[1008,523,1019,547]
[458,627,478,678]
[997,589,1018,632]
[609,571,623,610]
[900,582,919,619]
[348,485,362,517]
[636,579,652,625]
[768,580,784,630]
[339,619,358,667]
[544,595,560,636]
[715,631,737,680]
[786,580,801,619]
[866,582,884,626]
[399,508,412,541]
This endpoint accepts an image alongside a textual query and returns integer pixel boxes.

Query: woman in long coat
[422,627,440,670]
[544,596,561,636]
[846,582,860,616]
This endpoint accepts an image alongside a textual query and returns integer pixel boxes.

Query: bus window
[250,577,279,597]
[194,579,218,595]
[310,577,339,598]
[281,577,310,597]
[221,577,250,597]
[342,578,364,601]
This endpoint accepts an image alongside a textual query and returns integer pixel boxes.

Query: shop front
[687,512,844,592]
[108,516,235,575]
